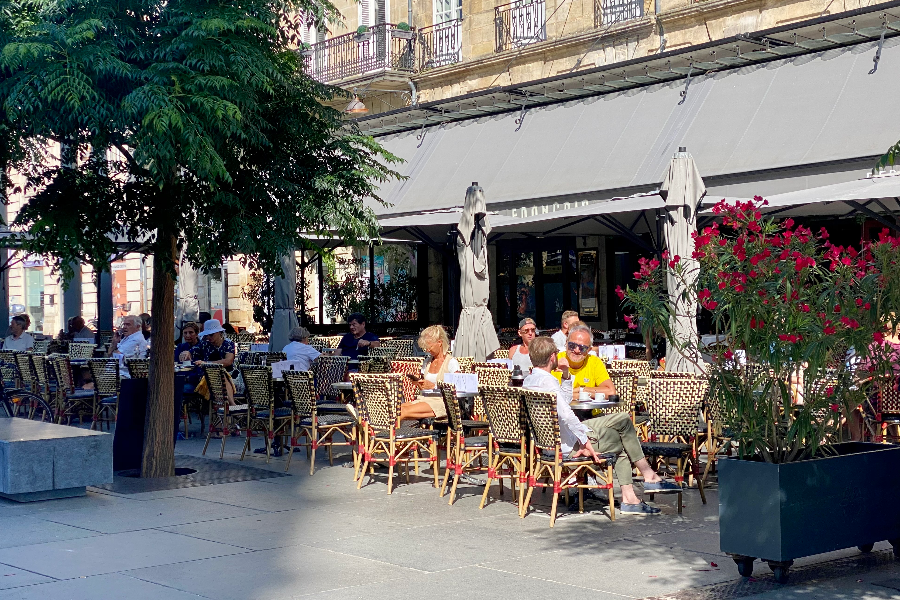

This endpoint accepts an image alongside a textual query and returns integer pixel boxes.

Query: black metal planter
[719,442,900,583]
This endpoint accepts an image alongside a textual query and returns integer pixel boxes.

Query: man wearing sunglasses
[556,324,615,398]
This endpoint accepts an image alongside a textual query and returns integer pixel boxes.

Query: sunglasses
[567,341,591,353]
[520,328,537,334]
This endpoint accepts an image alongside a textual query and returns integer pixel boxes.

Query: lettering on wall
[505,200,591,219]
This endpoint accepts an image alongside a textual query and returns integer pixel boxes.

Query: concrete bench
[0,419,113,502]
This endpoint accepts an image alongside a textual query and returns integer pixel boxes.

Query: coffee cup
[181,360,191,368]
[595,392,606,402]
[578,390,591,401]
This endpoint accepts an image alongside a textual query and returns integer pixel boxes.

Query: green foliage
[620,198,900,463]
[874,139,900,173]
[396,22,411,31]
[0,0,401,278]
[356,25,368,34]
[323,249,417,323]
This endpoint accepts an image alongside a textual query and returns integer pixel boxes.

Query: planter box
[354,32,372,43]
[392,29,415,40]
[719,442,900,580]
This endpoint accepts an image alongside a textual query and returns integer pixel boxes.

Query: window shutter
[360,0,371,26]
[375,0,386,25]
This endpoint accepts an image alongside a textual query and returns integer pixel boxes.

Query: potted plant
[354,25,371,43]
[298,42,313,58]
[392,22,415,40]
[620,197,900,583]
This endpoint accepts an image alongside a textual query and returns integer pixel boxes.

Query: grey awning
[373,38,900,218]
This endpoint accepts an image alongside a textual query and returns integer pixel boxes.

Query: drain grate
[90,454,289,494]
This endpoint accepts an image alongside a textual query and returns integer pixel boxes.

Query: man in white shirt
[551,310,579,351]
[108,315,149,360]
[524,336,681,515]
[3,315,34,351]
[282,326,321,371]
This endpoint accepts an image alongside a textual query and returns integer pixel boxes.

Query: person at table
[552,310,579,352]
[334,312,380,360]
[525,336,681,515]
[400,325,459,421]
[3,315,34,351]
[139,312,152,340]
[508,317,536,371]
[175,321,201,362]
[108,315,149,359]
[70,316,95,340]
[556,324,615,398]
[191,319,236,369]
[282,326,321,371]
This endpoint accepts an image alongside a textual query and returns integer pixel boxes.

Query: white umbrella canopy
[175,256,200,339]
[455,183,500,361]
[269,253,299,353]
[660,148,706,374]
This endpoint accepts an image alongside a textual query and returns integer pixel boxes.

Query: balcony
[495,0,546,53]
[594,0,644,27]
[304,23,416,84]
[417,19,463,72]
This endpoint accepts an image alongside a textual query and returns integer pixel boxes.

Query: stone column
[62,261,82,324]
[97,269,114,333]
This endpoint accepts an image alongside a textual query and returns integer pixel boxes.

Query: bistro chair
[478,385,529,517]
[382,338,414,358]
[253,351,287,366]
[700,377,732,483]
[438,381,488,505]
[88,358,120,430]
[236,341,252,357]
[455,356,475,373]
[0,351,20,391]
[69,341,97,359]
[862,377,900,443]
[311,355,349,402]
[125,358,150,379]
[390,358,425,404]
[14,353,39,395]
[239,365,292,462]
[32,339,50,355]
[31,354,58,407]
[521,388,616,526]
[284,370,355,474]
[643,376,709,512]
[474,363,512,387]
[353,373,439,494]
[492,348,509,359]
[359,356,391,374]
[201,363,248,459]
[49,355,93,425]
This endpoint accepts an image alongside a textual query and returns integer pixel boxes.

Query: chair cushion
[316,403,347,413]
[640,441,692,457]
[461,435,488,448]
[461,419,488,430]
[100,396,118,405]
[374,427,440,440]
[300,414,354,427]
[634,414,650,425]
[255,408,292,419]
[218,404,249,414]
[66,389,95,399]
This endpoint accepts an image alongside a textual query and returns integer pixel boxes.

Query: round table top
[332,381,354,390]
[569,400,624,411]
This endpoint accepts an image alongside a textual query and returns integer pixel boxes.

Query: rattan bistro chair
[69,341,97,359]
[382,338,414,359]
[642,376,709,512]
[438,381,488,505]
[479,385,529,517]
[455,356,475,373]
[88,358,120,430]
[239,365,292,462]
[125,358,150,379]
[353,373,439,494]
[311,355,349,402]
[14,353,38,395]
[283,370,355,474]
[390,358,425,404]
[521,388,617,526]
[49,355,93,425]
[202,363,248,459]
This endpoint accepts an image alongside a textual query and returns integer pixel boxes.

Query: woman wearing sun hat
[191,319,238,405]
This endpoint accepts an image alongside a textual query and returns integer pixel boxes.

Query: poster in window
[578,251,598,316]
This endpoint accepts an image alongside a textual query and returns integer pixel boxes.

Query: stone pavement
[0,436,897,599]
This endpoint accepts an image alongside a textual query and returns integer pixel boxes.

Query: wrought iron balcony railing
[594,0,644,27]
[495,0,546,53]
[417,18,463,72]
[303,23,416,84]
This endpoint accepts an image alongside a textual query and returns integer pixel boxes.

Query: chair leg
[285,421,295,472]
[448,445,461,505]
[607,464,616,521]
[431,438,439,489]
[328,441,334,466]
[387,439,396,495]
[240,429,251,461]
[517,459,526,518]
[220,415,229,459]
[310,429,317,476]
[479,453,496,510]
[440,441,453,498]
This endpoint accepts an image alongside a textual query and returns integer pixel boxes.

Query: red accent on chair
[291,437,298,446]
[877,413,883,422]
[92,415,98,421]
[311,440,319,450]
[674,475,684,483]
[875,435,884,442]
[518,473,527,484]
[598,483,613,489]
[209,425,215,433]
[268,431,275,440]
[429,456,438,462]
[488,468,497,478]
[528,475,536,486]
[553,482,561,493]
[389,457,397,466]
[223,427,230,436]
[455,465,463,475]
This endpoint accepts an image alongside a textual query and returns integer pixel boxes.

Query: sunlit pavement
[0,432,896,600]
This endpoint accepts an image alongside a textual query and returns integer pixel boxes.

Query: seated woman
[192,319,238,405]
[399,325,459,422]
[282,326,321,371]
[175,321,202,394]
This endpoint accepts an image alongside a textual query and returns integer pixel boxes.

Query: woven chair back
[239,365,273,411]
[438,381,464,433]
[253,352,286,366]
[608,359,651,379]
[97,330,114,346]
[88,359,120,398]
[311,355,349,398]
[879,380,900,413]
[367,346,398,361]
[32,339,50,355]
[650,370,702,380]
[352,373,401,431]
[125,358,150,379]
[647,377,708,438]
[14,353,36,388]
[475,364,512,388]
[201,364,230,407]
[69,342,96,359]
[32,354,53,389]
[492,348,509,359]
[455,357,475,373]
[521,389,562,453]
[360,356,391,373]
[606,368,638,414]
[382,338,414,358]
[50,355,76,394]
[390,358,424,403]
[480,385,527,445]
[283,370,316,419]
[236,342,251,356]
[0,351,18,388]
[233,332,256,343]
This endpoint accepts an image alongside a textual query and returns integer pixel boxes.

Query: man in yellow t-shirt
[556,326,615,397]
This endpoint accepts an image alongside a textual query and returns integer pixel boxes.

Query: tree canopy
[0,0,400,476]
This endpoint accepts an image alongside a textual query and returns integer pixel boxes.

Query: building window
[24,266,44,332]
[434,0,462,23]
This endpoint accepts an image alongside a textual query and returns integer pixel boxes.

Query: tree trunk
[141,228,177,478]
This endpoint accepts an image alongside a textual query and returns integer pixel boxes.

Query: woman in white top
[508,318,536,371]
[282,326,321,371]
[400,325,459,421]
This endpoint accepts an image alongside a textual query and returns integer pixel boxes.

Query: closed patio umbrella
[455,183,500,361]
[269,253,299,353]
[660,148,706,374]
